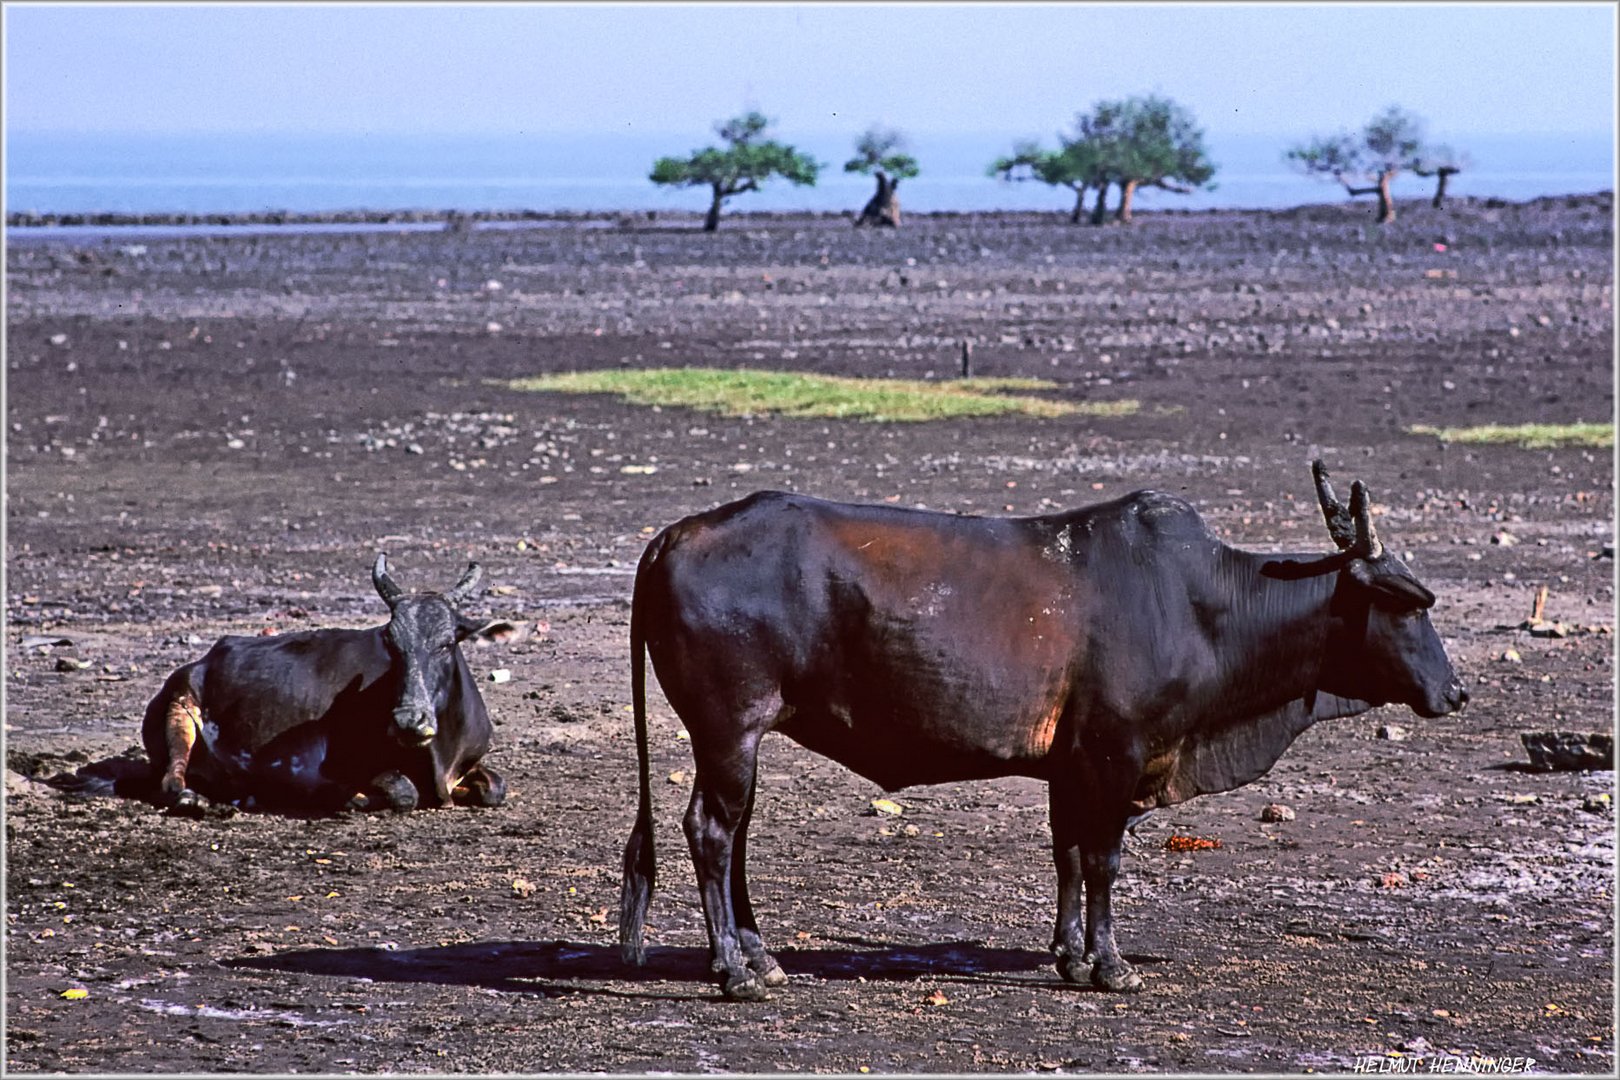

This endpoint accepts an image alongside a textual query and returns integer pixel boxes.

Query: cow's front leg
[348,770,420,813]
[452,763,507,808]
[1082,834,1143,993]
[155,689,207,817]
[1047,782,1089,984]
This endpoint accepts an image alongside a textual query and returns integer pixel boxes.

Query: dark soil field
[5,196,1615,1074]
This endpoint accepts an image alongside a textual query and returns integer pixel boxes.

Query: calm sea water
[5,130,1612,217]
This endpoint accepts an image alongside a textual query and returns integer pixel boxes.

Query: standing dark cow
[142,556,509,815]
[619,461,1466,999]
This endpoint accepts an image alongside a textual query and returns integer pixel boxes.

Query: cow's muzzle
[392,709,438,747]
[1417,679,1469,718]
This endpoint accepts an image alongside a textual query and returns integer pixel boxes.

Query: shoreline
[6,190,1613,230]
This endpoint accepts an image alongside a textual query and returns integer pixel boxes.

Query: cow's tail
[618,531,666,966]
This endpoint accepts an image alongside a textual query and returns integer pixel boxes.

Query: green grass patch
[1409,422,1613,450]
[508,367,1137,423]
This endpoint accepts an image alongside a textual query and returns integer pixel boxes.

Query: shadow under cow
[222,938,1158,999]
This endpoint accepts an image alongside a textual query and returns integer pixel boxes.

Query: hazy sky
[5,2,1615,140]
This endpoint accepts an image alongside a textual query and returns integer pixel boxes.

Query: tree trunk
[703,186,724,232]
[855,171,901,227]
[1432,169,1453,210]
[1116,179,1140,224]
[1375,171,1395,224]
[1069,185,1086,224]
[1089,182,1111,226]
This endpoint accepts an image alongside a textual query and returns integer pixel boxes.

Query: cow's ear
[456,616,525,644]
[1371,570,1435,610]
[1347,560,1435,610]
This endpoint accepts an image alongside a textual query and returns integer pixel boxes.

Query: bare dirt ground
[5,196,1615,1074]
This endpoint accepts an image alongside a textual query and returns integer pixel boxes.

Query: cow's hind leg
[684,728,770,1001]
[732,772,788,988]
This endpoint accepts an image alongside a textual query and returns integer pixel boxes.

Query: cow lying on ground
[142,556,510,815]
[619,461,1466,999]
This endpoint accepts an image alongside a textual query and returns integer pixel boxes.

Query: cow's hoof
[1055,952,1088,984]
[371,773,420,813]
[720,971,771,1002]
[750,956,789,988]
[163,789,206,818]
[1091,960,1145,994]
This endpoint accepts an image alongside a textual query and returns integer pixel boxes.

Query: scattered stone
[53,657,92,673]
[868,798,904,816]
[1490,531,1518,547]
[48,333,69,347]
[1581,794,1611,814]
[1528,621,1570,639]
[545,703,582,724]
[511,877,537,898]
[1596,542,1614,560]
[487,669,512,684]
[19,635,74,650]
[1377,724,1409,742]
[1520,731,1613,772]
[1260,803,1296,823]
[1499,648,1523,663]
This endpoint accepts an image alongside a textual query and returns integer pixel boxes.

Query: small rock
[1499,648,1523,663]
[1597,542,1614,560]
[1528,622,1570,639]
[1581,794,1611,814]
[487,669,511,684]
[511,877,537,898]
[54,657,92,673]
[1377,724,1409,742]
[405,443,424,455]
[49,333,69,347]
[1521,731,1613,772]
[1490,531,1518,547]
[868,798,904,816]
[1260,803,1296,823]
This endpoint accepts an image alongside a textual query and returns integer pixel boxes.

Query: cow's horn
[373,553,404,608]
[446,562,484,606]
[1312,459,1356,550]
[1348,480,1384,560]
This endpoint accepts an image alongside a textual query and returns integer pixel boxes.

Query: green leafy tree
[650,111,820,231]
[1411,143,1470,209]
[989,136,1110,224]
[1107,94,1217,223]
[845,126,920,227]
[991,95,1214,225]
[1287,106,1426,223]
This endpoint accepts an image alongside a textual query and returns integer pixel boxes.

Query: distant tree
[984,136,1114,226]
[1107,94,1217,223]
[1411,143,1470,209]
[1287,106,1426,223]
[991,95,1214,226]
[845,126,920,227]
[650,111,820,231]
